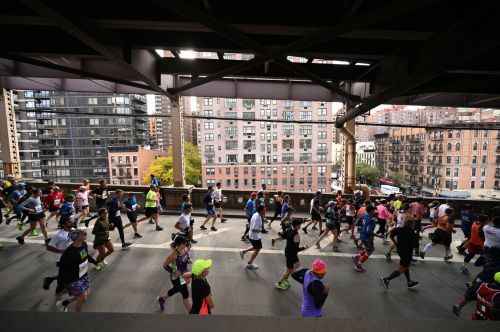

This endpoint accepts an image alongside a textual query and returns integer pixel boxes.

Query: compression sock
[404,270,411,282]
[386,270,401,280]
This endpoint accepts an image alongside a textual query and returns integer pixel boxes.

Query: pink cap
[312,258,327,274]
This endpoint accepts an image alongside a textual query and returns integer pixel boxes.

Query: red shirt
[45,192,64,207]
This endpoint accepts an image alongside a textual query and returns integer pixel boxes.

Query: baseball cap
[250,192,257,198]
[312,258,327,274]
[69,229,86,241]
[65,194,75,200]
[18,182,26,188]
[327,200,337,207]
[191,259,212,276]
[79,186,86,191]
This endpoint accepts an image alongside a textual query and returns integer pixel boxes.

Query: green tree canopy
[355,162,380,185]
[388,171,409,187]
[143,142,201,186]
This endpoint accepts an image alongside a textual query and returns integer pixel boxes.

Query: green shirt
[145,190,157,208]
[92,218,109,244]
[393,200,402,212]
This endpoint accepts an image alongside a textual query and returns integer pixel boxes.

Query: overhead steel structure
[1,0,500,188]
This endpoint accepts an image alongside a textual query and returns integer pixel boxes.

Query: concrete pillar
[170,96,186,187]
[0,89,21,178]
[346,116,356,191]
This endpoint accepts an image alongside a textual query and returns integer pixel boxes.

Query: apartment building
[108,146,165,186]
[199,98,333,192]
[356,141,376,167]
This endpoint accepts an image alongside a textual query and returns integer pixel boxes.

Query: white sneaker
[246,263,258,269]
[55,300,67,312]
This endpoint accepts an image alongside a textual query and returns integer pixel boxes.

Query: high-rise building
[34,92,148,182]
[198,97,333,192]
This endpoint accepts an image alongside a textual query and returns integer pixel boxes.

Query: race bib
[35,205,43,213]
[53,199,61,206]
[132,204,139,211]
[115,210,121,217]
[101,191,108,199]
[78,261,88,278]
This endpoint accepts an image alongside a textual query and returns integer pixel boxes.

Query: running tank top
[302,270,323,317]
[173,249,190,274]
[469,222,484,246]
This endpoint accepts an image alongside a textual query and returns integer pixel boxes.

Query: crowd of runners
[1,174,499,319]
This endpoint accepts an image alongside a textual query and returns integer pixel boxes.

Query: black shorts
[214,201,221,209]
[399,253,412,268]
[145,207,157,217]
[285,251,299,269]
[345,216,354,225]
[126,211,137,222]
[168,277,190,299]
[461,227,471,239]
[48,206,59,212]
[432,228,452,246]
[311,211,321,221]
[28,212,45,222]
[250,238,262,249]
[325,222,336,231]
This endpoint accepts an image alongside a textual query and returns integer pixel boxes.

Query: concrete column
[0,89,21,178]
[170,96,186,187]
[346,116,356,191]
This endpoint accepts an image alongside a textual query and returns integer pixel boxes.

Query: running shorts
[432,228,452,246]
[465,243,483,255]
[206,208,216,216]
[48,206,59,212]
[250,238,262,249]
[214,201,221,209]
[361,238,375,254]
[66,273,90,297]
[145,207,157,218]
[285,251,299,269]
[346,216,354,225]
[28,212,45,222]
[311,211,321,221]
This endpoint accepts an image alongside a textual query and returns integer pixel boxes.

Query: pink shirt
[376,204,390,219]
[409,202,425,220]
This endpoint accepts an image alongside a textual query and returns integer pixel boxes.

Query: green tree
[388,171,409,187]
[355,162,380,184]
[143,142,201,186]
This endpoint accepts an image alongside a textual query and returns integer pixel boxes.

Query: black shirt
[281,228,305,255]
[189,277,211,315]
[390,226,418,255]
[58,242,97,283]
[91,186,109,206]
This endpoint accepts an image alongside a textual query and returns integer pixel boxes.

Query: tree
[388,171,409,187]
[143,142,201,186]
[355,162,380,185]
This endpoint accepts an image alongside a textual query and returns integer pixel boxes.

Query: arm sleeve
[291,268,307,284]
[18,197,33,210]
[307,280,328,308]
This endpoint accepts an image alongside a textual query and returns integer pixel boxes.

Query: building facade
[199,98,333,192]
[108,146,166,185]
[356,141,376,167]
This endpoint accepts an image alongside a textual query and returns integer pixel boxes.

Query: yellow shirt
[145,190,157,208]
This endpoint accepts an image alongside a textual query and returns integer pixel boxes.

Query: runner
[314,201,340,251]
[15,188,50,245]
[136,185,163,231]
[457,204,477,255]
[213,181,227,223]
[460,214,488,274]
[340,199,356,239]
[56,229,99,312]
[291,258,329,317]
[84,179,109,225]
[150,173,160,187]
[275,218,309,290]
[91,208,113,270]
[240,205,265,269]
[375,199,390,240]
[43,217,73,299]
[183,259,214,315]
[199,186,217,231]
[409,197,425,253]
[255,190,268,234]
[106,189,132,248]
[302,191,323,234]
[419,208,455,261]
[271,206,295,247]
[75,186,90,226]
[268,191,283,229]
[352,205,378,272]
[421,200,440,233]
[5,182,27,225]
[45,186,64,224]
[453,271,500,320]
[122,192,142,239]
[380,218,420,290]
[157,235,192,312]
[385,203,411,261]
[438,199,453,218]
[173,203,193,242]
[58,195,77,229]
[241,192,256,241]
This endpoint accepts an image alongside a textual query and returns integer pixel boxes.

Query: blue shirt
[358,214,376,240]
[123,197,137,210]
[151,177,160,186]
[461,210,476,231]
[245,199,255,219]
[58,202,75,221]
[106,198,121,216]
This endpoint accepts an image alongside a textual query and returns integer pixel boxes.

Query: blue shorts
[66,273,90,297]
[206,208,216,216]
[361,238,375,254]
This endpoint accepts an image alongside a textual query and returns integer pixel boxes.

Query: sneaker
[332,245,340,252]
[407,281,419,289]
[246,263,258,269]
[337,239,344,244]
[122,242,132,248]
[354,265,365,272]
[312,226,318,230]
[6,217,13,226]
[16,236,25,245]
[380,277,390,291]
[315,242,321,249]
[444,254,453,262]
[302,227,308,234]
[271,239,276,247]
[133,233,143,238]
[55,300,67,312]
[352,255,360,268]
[465,281,475,289]
[419,251,425,259]
[275,282,287,290]
[210,227,217,231]
[3,214,8,218]
[283,279,290,287]
[200,225,207,230]
[157,296,165,312]
[155,226,163,231]
[148,219,155,224]
[95,263,103,271]
[102,259,109,266]
[239,250,245,260]
[29,230,39,237]
[190,239,198,244]
[17,222,24,231]
[241,236,247,241]
[84,219,90,228]
[43,276,53,290]
[221,218,228,223]
[452,305,461,317]
[384,253,392,262]
[460,266,470,274]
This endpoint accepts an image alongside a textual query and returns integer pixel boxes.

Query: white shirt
[437,204,450,217]
[178,213,191,231]
[48,229,72,263]
[76,191,89,206]
[248,212,263,241]
[483,225,500,248]
[213,188,222,202]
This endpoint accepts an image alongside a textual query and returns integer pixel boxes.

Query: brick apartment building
[108,146,165,186]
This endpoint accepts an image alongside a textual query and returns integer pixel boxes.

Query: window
[317,143,327,151]
[472,155,477,164]
[283,125,294,136]
[446,156,451,163]
[205,133,214,141]
[447,131,453,138]
[318,177,327,185]
[455,156,460,164]
[300,101,312,108]
[454,168,459,177]
[205,145,215,152]
[204,122,214,129]
[225,126,238,137]
[317,154,327,162]
[480,180,485,189]
[318,166,326,175]
[243,126,255,136]
[206,168,215,175]
[203,98,213,106]
[318,131,327,139]
[483,142,488,150]
[260,99,271,106]
[225,141,238,150]
[226,154,238,163]
[482,155,487,163]
[282,153,294,162]
[243,140,256,150]
[317,108,327,116]
[456,143,460,151]
[300,153,312,162]
[473,143,478,151]
[282,167,287,174]
[243,112,255,120]
[299,139,312,149]
[471,181,475,189]
[282,140,294,149]
[290,167,295,176]
[472,168,476,176]
[447,143,452,151]
[474,130,479,137]
[283,100,293,108]
[242,99,255,109]
[226,167,231,175]
[204,110,213,117]
[243,154,256,163]
[299,111,312,121]
[282,111,294,121]
[225,98,237,108]
[317,120,327,128]
[299,125,313,135]
[446,168,450,176]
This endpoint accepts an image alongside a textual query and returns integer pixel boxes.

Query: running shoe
[465,281,475,289]
[419,251,425,259]
[271,239,276,247]
[210,226,217,231]
[29,230,39,237]
[246,263,258,269]
[221,218,227,223]
[239,250,245,260]
[407,281,419,289]
[283,279,290,287]
[380,277,390,291]
[460,266,470,274]
[267,223,272,229]
[384,253,392,262]
[122,242,132,248]
[352,255,360,268]
[157,296,165,312]
[337,239,344,244]
[16,236,25,245]
[302,227,308,234]
[95,263,104,271]
[44,238,51,246]
[190,239,198,244]
[452,305,461,317]
[102,260,109,266]
[332,245,340,252]
[444,254,453,262]
[312,226,318,230]
[200,226,207,230]
[43,276,53,290]
[17,222,24,231]
[354,265,365,272]
[315,242,321,249]
[155,226,163,231]
[456,245,466,256]
[275,282,287,290]
[133,233,143,238]
[148,219,155,224]
[350,235,356,240]
[55,300,68,312]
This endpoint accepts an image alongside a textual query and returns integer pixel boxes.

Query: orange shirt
[469,222,485,246]
[437,215,450,233]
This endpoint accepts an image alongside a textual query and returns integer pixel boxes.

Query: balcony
[409,137,420,142]
[409,169,418,175]
[390,138,400,144]
[430,136,444,141]
[409,159,418,164]
[409,148,420,153]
